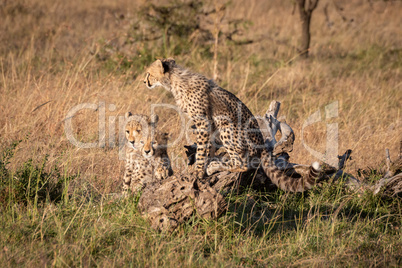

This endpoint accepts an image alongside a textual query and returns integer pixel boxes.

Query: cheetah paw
[156,167,170,180]
[189,169,205,179]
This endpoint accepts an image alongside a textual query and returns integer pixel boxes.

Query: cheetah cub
[123,112,173,194]
[143,59,322,192]
[144,58,264,179]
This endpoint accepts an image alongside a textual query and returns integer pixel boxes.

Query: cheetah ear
[125,112,132,119]
[155,59,165,74]
[165,58,175,65]
[150,114,159,124]
[156,58,174,74]
[163,58,175,72]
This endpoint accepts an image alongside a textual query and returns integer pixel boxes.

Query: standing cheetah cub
[123,112,173,194]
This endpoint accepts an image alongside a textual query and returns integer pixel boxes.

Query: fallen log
[137,100,329,230]
[138,173,227,231]
[136,101,401,231]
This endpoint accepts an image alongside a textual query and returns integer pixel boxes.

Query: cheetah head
[124,112,161,158]
[144,58,176,89]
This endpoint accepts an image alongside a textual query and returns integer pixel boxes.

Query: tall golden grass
[0,0,401,194]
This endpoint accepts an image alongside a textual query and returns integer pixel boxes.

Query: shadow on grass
[222,177,401,238]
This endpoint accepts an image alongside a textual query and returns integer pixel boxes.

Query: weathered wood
[273,121,295,155]
[371,149,402,196]
[377,173,402,196]
[347,149,402,196]
[136,101,401,232]
[338,149,352,170]
[263,101,282,151]
[260,101,296,156]
[386,149,391,170]
[138,174,227,231]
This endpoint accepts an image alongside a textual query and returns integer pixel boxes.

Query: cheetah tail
[261,151,322,193]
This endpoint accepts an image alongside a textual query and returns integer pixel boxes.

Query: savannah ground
[0,0,401,266]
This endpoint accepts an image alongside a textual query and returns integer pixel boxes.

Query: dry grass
[1,0,400,190]
[0,0,401,265]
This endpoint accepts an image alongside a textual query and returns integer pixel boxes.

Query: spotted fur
[260,151,322,192]
[123,112,173,193]
[143,59,321,192]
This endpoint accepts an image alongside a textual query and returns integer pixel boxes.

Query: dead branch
[323,3,333,28]
[262,100,295,155]
[273,122,295,155]
[365,149,402,196]
[136,101,401,232]
[138,174,227,232]
[338,149,352,170]
[385,148,391,178]
[264,101,281,151]
[373,173,402,197]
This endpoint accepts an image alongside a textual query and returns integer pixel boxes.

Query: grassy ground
[0,0,401,266]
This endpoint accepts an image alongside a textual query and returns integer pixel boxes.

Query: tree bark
[296,0,319,58]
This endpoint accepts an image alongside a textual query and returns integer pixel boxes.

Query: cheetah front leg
[155,156,173,180]
[122,162,133,194]
[193,115,212,179]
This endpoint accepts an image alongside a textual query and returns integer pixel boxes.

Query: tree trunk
[296,0,319,58]
[299,10,311,58]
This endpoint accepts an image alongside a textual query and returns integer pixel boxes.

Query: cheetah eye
[140,140,144,144]
[126,130,130,134]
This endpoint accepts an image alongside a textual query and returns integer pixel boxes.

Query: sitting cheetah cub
[144,58,264,179]
[143,59,323,192]
[123,112,173,194]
